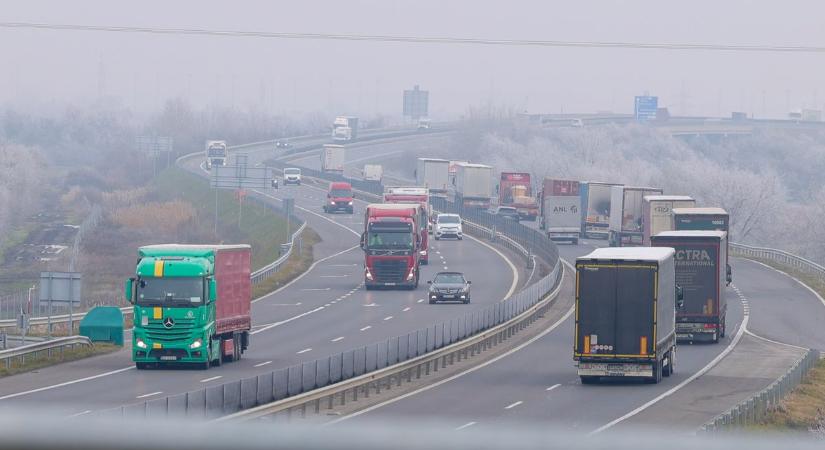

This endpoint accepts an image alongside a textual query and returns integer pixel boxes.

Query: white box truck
[641,195,696,246]
[454,163,493,209]
[416,158,450,195]
[321,144,346,174]
[608,185,663,247]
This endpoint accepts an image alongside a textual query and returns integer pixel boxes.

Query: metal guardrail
[701,349,821,432]
[0,335,93,369]
[250,221,308,285]
[92,199,562,420]
[731,242,825,283]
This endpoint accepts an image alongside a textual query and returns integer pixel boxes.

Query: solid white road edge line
[589,284,751,434]
[136,391,163,399]
[742,258,825,309]
[504,401,523,410]
[0,366,135,401]
[546,384,561,391]
[455,421,477,431]
[200,376,223,383]
[328,264,569,425]
[463,233,519,300]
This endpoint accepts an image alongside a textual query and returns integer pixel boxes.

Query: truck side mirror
[675,285,685,310]
[209,278,217,303]
[125,278,135,304]
[427,280,432,284]
[726,264,732,286]
[359,232,366,250]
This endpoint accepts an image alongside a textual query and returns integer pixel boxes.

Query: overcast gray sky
[2,0,824,118]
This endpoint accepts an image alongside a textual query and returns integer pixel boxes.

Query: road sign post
[40,272,82,338]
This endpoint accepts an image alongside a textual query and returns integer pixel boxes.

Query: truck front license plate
[607,364,623,371]
[160,356,177,361]
[443,295,454,299]
[385,283,396,286]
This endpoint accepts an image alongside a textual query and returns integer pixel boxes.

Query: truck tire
[720,318,726,338]
[233,336,242,362]
[463,296,470,304]
[573,239,579,245]
[663,351,673,377]
[647,360,663,384]
[580,376,598,385]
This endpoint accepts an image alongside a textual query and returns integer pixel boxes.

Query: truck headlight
[348,201,353,206]
[330,200,336,205]
[420,250,426,256]
[407,269,415,280]
[365,268,373,280]
[189,338,203,349]
[136,338,148,349]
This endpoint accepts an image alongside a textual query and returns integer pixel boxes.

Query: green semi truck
[125,244,252,369]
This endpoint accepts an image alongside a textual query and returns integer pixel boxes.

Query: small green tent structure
[79,306,124,345]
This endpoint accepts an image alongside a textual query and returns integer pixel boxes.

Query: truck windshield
[207,148,225,157]
[137,277,204,307]
[367,231,413,249]
[284,169,300,175]
[330,189,352,197]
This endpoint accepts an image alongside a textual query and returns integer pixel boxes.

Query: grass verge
[153,166,292,269]
[252,227,321,299]
[741,256,825,434]
[0,343,121,378]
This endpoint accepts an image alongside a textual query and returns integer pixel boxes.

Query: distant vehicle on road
[570,118,584,128]
[324,182,354,214]
[492,206,520,222]
[205,140,227,170]
[434,213,462,240]
[417,117,432,130]
[332,116,359,142]
[428,272,471,304]
[274,139,291,150]
[283,168,302,185]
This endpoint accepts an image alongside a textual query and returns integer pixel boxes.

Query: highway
[0,128,522,416]
[0,126,821,433]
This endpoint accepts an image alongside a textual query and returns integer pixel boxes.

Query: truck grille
[145,318,196,343]
[373,260,408,282]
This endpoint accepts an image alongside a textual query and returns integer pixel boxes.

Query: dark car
[493,206,520,222]
[428,272,471,304]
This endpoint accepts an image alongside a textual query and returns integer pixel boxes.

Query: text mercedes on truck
[575,247,680,384]
[383,186,430,265]
[125,244,252,369]
[652,231,730,343]
[361,204,421,290]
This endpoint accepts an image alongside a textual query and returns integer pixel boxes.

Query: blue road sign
[634,96,658,121]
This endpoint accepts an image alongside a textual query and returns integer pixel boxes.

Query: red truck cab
[361,204,421,290]
[324,181,354,214]
[383,187,430,265]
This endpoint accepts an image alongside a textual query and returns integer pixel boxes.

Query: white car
[434,213,463,240]
[283,168,302,185]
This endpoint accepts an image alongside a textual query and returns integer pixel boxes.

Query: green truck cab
[125,244,252,370]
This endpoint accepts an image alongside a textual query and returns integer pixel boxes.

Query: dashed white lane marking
[271,302,302,306]
[417,299,424,303]
[546,384,561,391]
[331,336,345,342]
[136,391,163,399]
[325,303,331,307]
[383,316,394,321]
[254,361,273,368]
[296,348,313,354]
[200,376,223,383]
[360,325,372,331]
[364,303,378,307]
[320,275,349,278]
[402,307,411,312]
[443,266,449,270]
[68,410,92,418]
[252,306,326,335]
[504,401,524,410]
[301,288,330,291]
[455,421,477,431]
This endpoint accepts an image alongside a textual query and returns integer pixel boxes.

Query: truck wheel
[429,298,436,304]
[233,337,242,362]
[573,239,579,245]
[720,319,726,338]
[463,297,470,304]
[663,352,673,377]
[580,376,598,385]
[647,360,663,384]
[434,236,440,240]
